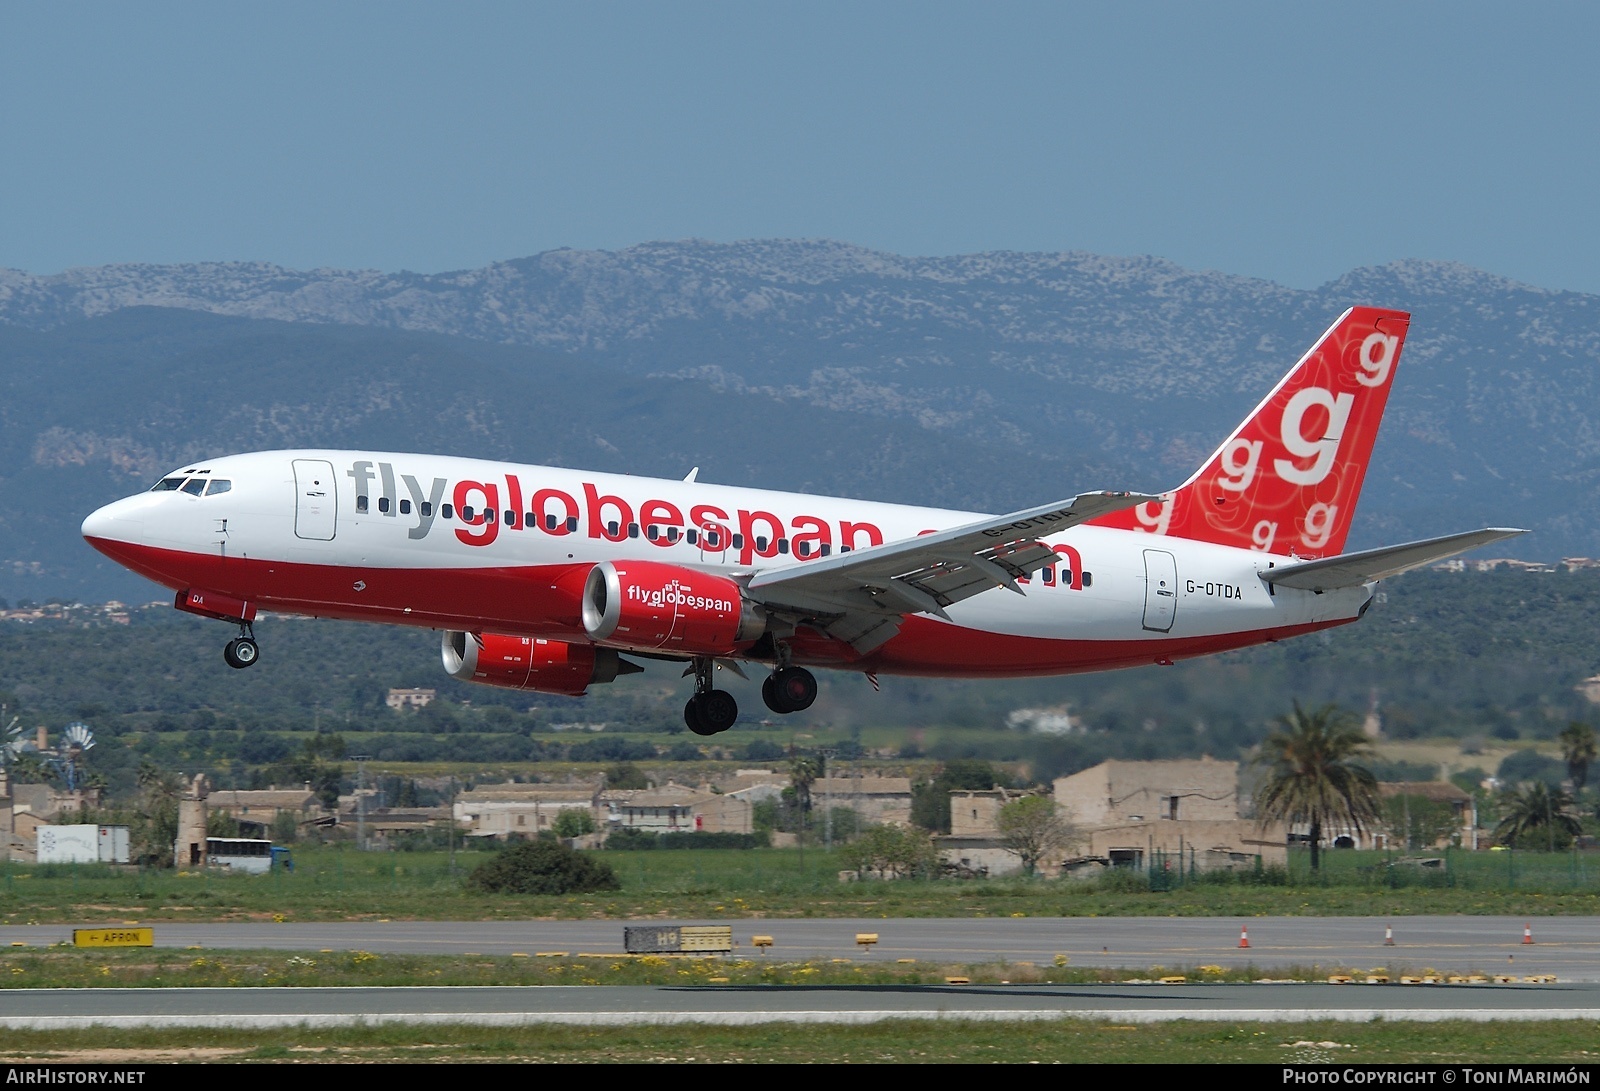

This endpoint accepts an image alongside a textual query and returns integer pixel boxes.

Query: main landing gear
[684,657,739,736]
[681,658,818,734]
[762,665,817,715]
[222,621,259,670]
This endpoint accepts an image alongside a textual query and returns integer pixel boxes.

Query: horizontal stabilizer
[1263,528,1528,592]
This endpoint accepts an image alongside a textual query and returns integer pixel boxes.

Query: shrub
[1093,867,1151,893]
[741,740,786,762]
[467,839,621,895]
[1498,749,1566,789]
[843,824,940,879]
[604,827,658,850]
[552,808,596,838]
[603,829,771,850]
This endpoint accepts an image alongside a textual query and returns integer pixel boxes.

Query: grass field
[4,846,1599,924]
[1,1019,1598,1064]
[3,946,1513,989]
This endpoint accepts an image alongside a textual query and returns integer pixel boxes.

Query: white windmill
[0,716,21,797]
[52,722,96,792]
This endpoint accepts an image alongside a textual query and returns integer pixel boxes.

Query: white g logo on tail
[1302,502,1338,549]
[1216,438,1262,492]
[1357,333,1398,388]
[1251,520,1278,552]
[1134,497,1172,535]
[1273,388,1354,486]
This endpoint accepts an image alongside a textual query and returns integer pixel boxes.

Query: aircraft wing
[1261,528,1529,592]
[744,491,1154,653]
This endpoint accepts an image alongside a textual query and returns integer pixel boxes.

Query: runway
[2,916,1595,978]
[1,982,1597,1028]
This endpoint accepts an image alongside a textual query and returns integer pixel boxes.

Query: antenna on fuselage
[683,467,699,483]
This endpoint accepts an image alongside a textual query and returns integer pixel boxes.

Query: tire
[761,674,783,714]
[772,667,817,712]
[685,697,717,737]
[699,689,739,733]
[224,638,259,670]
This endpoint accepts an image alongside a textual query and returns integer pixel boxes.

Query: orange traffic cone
[1238,925,1250,949]
[1523,922,1534,945]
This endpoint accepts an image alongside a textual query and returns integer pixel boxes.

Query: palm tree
[1494,781,1581,851]
[1253,702,1380,870]
[1558,722,1597,792]
[788,754,820,829]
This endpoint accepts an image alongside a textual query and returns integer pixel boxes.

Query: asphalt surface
[3,916,1597,977]
[1,982,1598,1027]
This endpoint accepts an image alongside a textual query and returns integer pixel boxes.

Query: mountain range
[1,239,1596,602]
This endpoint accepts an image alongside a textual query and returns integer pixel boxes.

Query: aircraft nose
[81,497,142,542]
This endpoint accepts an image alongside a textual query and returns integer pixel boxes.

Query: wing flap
[1263,528,1528,591]
[747,491,1151,651]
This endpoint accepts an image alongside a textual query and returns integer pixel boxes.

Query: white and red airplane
[81,307,1521,735]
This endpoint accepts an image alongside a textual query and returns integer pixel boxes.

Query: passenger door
[1142,549,1177,632]
[292,459,338,541]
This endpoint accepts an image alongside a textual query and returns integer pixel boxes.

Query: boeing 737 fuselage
[81,307,1523,734]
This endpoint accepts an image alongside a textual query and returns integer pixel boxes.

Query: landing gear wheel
[763,666,817,714]
[223,637,259,669]
[685,697,716,737]
[697,689,739,734]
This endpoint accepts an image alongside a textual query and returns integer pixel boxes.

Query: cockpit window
[180,477,207,496]
[151,477,187,491]
[205,479,232,496]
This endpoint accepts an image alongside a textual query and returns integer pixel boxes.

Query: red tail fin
[1092,306,1409,558]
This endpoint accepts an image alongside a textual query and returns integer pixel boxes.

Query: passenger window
[796,542,809,558]
[841,545,852,553]
[484,509,495,524]
[820,543,832,557]
[628,523,639,538]
[1082,572,1093,588]
[378,496,391,514]
[526,511,537,528]
[686,528,699,545]
[1042,567,1055,585]
[462,505,475,520]
[151,476,187,492]
[504,510,514,526]
[732,534,744,549]
[400,499,412,515]
[442,504,454,519]
[181,478,206,496]
[205,479,232,496]
[646,526,659,541]
[566,517,579,533]
[777,538,789,554]
[666,527,679,543]
[356,495,369,513]
[545,514,558,530]
[420,502,433,517]
[607,520,619,536]
[755,536,768,551]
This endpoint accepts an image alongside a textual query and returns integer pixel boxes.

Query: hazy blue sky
[3,2,1597,292]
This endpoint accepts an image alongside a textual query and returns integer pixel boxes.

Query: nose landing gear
[684,657,738,735]
[223,622,259,669]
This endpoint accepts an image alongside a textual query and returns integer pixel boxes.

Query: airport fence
[1140,845,1598,893]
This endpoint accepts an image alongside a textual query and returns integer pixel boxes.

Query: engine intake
[581,560,764,655]
[441,631,639,696]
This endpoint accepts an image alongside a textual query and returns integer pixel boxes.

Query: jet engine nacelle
[581,559,765,655]
[441,631,638,697]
